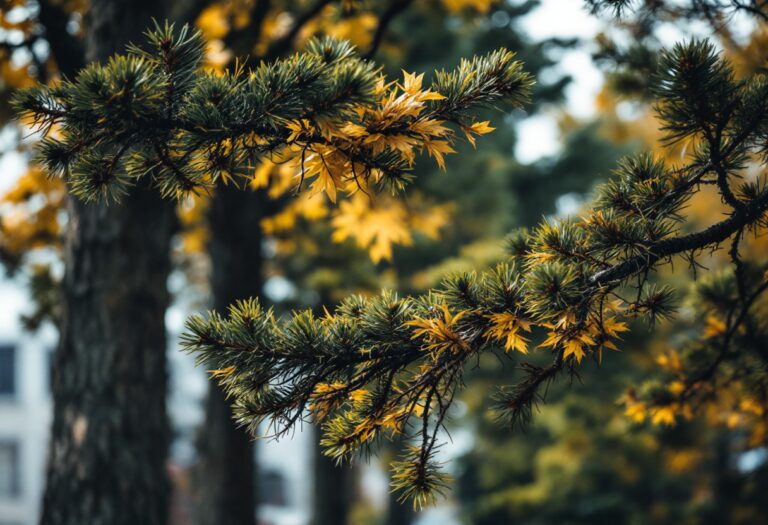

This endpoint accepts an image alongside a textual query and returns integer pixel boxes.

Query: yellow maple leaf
[624,401,647,423]
[423,139,456,170]
[601,316,629,338]
[301,147,345,203]
[402,70,424,95]
[196,4,230,39]
[541,328,594,363]
[409,201,452,240]
[331,194,413,262]
[563,339,587,363]
[464,120,496,147]
[650,406,677,426]
[410,118,450,139]
[340,122,369,138]
[703,315,727,338]
[250,160,274,189]
[485,312,533,354]
[441,0,496,13]
[407,303,470,357]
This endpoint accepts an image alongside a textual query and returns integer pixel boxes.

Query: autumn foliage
[14,13,768,510]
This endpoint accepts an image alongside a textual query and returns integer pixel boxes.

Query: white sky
[515,0,605,163]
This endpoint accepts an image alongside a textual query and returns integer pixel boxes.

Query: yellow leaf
[418,90,447,101]
[196,5,230,39]
[650,406,677,426]
[469,120,495,135]
[423,139,456,170]
[209,366,235,379]
[331,194,413,262]
[441,0,496,13]
[563,339,587,363]
[340,122,369,138]
[402,70,424,95]
[250,160,274,189]
[410,118,450,139]
[407,304,470,357]
[703,315,727,338]
[464,120,495,147]
[624,401,647,423]
[485,312,533,354]
[601,316,629,337]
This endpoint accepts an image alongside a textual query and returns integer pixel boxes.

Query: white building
[0,278,55,525]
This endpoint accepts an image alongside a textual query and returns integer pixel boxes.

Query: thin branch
[264,0,335,60]
[362,0,413,60]
[590,191,768,286]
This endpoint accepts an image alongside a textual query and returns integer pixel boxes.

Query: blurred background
[1,1,767,525]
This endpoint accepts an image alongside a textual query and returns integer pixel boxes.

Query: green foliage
[179,39,768,505]
[15,22,532,203]
[16,17,768,507]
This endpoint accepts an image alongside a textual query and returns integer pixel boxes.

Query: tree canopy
[15,16,768,510]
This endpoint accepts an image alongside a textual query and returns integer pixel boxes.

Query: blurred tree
[40,3,179,525]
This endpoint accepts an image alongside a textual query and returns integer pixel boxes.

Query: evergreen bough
[15,23,768,507]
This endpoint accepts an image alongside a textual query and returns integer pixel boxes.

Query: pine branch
[178,39,768,506]
[15,24,531,203]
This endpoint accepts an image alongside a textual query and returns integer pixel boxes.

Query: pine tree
[16,13,768,510]
[28,2,175,525]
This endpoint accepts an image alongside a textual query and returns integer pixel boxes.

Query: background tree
[0,2,192,524]
[40,3,179,525]
[42,2,173,524]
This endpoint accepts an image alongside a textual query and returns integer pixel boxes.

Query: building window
[47,347,56,394]
[259,470,286,507]
[0,440,20,499]
[0,345,15,397]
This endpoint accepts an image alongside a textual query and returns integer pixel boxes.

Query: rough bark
[196,186,267,525]
[312,427,354,525]
[385,489,414,525]
[40,2,175,524]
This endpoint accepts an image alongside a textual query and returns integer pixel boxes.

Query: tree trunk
[40,2,174,525]
[385,490,414,525]
[312,425,354,525]
[196,186,267,525]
